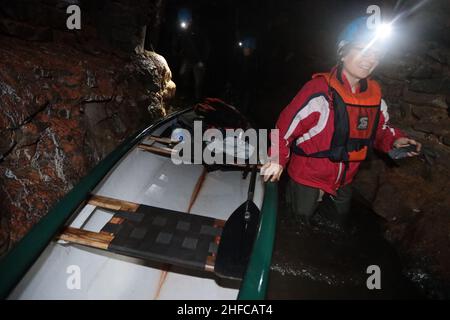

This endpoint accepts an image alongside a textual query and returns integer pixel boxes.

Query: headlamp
[177,8,191,30]
[376,22,392,40]
[360,21,393,56]
[180,21,188,29]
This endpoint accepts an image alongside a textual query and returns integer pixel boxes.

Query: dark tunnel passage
[155,0,408,128]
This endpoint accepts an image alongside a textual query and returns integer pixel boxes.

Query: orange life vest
[292,70,381,162]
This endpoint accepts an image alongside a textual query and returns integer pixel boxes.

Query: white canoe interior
[9,113,265,300]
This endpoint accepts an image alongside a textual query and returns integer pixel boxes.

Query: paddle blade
[214,201,261,281]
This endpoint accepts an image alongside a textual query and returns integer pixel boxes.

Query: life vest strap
[291,70,382,166]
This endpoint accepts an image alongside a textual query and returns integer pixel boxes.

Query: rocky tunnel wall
[0,0,173,255]
[352,0,450,298]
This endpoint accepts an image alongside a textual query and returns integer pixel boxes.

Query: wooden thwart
[110,217,125,225]
[205,255,216,272]
[138,143,263,170]
[138,143,174,156]
[88,194,140,212]
[59,227,114,250]
[58,194,226,276]
[148,135,178,145]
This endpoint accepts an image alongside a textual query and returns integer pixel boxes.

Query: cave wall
[0,0,166,53]
[0,0,173,255]
[353,0,450,298]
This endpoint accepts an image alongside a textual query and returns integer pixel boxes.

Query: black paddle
[214,165,261,281]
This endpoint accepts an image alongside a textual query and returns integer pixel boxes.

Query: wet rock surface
[267,177,424,299]
[353,153,450,298]
[352,1,450,298]
[0,0,173,256]
[0,0,166,54]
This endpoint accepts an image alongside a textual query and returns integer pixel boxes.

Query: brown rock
[381,82,404,98]
[442,78,450,97]
[0,18,53,41]
[409,79,443,94]
[412,121,450,137]
[411,105,449,121]
[427,47,448,65]
[403,89,448,110]
[443,134,450,147]
[15,123,42,147]
[410,64,434,79]
[0,33,171,254]
[0,130,15,156]
[354,145,450,297]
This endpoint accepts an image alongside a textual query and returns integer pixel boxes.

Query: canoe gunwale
[238,182,278,300]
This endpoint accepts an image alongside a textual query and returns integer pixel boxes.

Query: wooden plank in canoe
[137,144,263,170]
[59,227,114,250]
[148,135,178,145]
[88,194,140,212]
[59,195,226,275]
[138,143,174,156]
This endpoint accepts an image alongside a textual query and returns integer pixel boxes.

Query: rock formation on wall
[353,0,450,298]
[0,0,174,256]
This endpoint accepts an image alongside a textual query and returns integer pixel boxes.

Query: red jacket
[271,71,405,195]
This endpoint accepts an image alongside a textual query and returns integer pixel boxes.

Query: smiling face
[341,43,382,81]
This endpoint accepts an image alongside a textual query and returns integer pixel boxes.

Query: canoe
[0,105,278,300]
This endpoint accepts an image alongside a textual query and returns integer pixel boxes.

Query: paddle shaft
[245,165,258,223]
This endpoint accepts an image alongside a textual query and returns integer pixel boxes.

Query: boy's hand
[393,137,422,157]
[261,162,283,182]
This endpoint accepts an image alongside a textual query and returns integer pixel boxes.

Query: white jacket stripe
[380,99,396,136]
[283,95,330,144]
